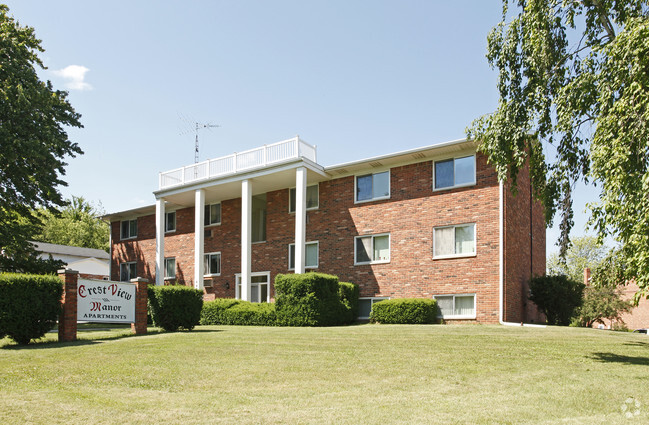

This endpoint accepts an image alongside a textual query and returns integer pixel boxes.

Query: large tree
[0,4,83,271]
[547,235,608,283]
[467,1,649,297]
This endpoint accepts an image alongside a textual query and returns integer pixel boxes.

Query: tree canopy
[0,4,83,271]
[467,1,649,297]
[547,235,608,283]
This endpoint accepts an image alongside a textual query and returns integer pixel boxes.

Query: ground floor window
[358,297,389,319]
[288,241,319,270]
[204,252,221,276]
[434,294,476,319]
[164,257,176,279]
[120,262,136,282]
[236,272,270,303]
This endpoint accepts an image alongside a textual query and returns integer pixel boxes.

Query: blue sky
[6,0,599,255]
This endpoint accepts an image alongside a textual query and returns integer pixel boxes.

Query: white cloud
[52,65,93,91]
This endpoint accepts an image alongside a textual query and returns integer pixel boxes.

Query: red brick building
[105,137,545,323]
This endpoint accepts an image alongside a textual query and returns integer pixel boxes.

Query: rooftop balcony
[158,137,317,190]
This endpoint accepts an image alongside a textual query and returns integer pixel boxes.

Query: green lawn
[1,324,648,424]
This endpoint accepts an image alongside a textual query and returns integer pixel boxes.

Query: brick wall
[110,152,545,324]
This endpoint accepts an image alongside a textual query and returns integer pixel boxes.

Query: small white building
[32,242,110,279]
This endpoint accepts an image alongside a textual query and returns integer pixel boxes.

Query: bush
[275,273,347,326]
[529,275,584,326]
[338,281,359,324]
[201,299,276,326]
[369,298,438,324]
[148,285,204,331]
[0,273,63,344]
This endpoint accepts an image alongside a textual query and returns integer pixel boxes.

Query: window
[120,262,136,282]
[236,272,270,303]
[288,242,319,270]
[165,211,176,232]
[434,155,476,190]
[433,224,476,259]
[355,171,390,202]
[252,194,266,243]
[355,234,390,264]
[204,203,221,226]
[289,184,319,213]
[164,258,176,279]
[120,219,137,240]
[434,294,476,319]
[358,297,389,319]
[203,252,221,276]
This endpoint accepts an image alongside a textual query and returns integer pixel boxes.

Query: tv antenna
[192,122,220,163]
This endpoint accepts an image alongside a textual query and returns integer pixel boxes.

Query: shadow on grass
[623,340,649,348]
[1,328,223,350]
[589,352,649,366]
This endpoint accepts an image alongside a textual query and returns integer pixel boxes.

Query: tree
[547,235,608,283]
[574,284,633,328]
[529,275,584,326]
[0,4,83,271]
[466,1,649,298]
[33,196,109,252]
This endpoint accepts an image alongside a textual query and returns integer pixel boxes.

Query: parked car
[632,328,647,334]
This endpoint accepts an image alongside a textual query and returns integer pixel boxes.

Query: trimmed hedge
[0,273,63,344]
[369,298,438,324]
[148,285,204,331]
[338,281,359,324]
[275,273,350,326]
[200,300,276,326]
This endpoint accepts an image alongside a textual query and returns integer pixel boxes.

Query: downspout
[108,220,113,281]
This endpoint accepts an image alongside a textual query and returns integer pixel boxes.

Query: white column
[194,189,205,290]
[241,179,252,301]
[155,198,165,286]
[294,167,307,274]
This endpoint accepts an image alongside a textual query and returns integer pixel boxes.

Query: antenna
[193,122,220,163]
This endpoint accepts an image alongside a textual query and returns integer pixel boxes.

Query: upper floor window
[120,262,136,282]
[203,252,221,276]
[289,184,319,213]
[204,203,221,226]
[164,257,176,279]
[288,241,319,270]
[120,219,137,240]
[434,155,476,190]
[355,233,390,264]
[356,171,390,203]
[165,211,176,232]
[433,224,476,259]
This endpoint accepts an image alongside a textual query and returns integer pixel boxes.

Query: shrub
[0,273,63,344]
[200,298,242,325]
[275,273,344,326]
[529,275,584,326]
[224,302,277,326]
[369,298,438,324]
[148,285,204,331]
[338,281,359,324]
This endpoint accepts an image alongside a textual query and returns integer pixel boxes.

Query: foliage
[529,275,584,326]
[147,285,203,331]
[33,196,109,252]
[369,298,438,324]
[466,1,649,297]
[547,235,609,283]
[574,284,633,328]
[338,281,360,324]
[0,273,62,344]
[0,5,83,271]
[275,273,353,326]
[200,299,277,326]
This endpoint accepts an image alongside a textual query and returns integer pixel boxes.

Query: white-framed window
[434,294,476,319]
[204,203,221,226]
[203,252,221,276]
[120,219,137,240]
[355,234,390,265]
[358,297,390,319]
[289,184,319,213]
[119,261,136,282]
[164,257,176,279]
[288,241,319,270]
[165,211,176,233]
[235,272,270,303]
[355,171,390,203]
[433,224,476,259]
[434,155,476,190]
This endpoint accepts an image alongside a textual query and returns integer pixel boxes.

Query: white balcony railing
[159,137,317,190]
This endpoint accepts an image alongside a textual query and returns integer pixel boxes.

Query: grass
[1,324,648,424]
